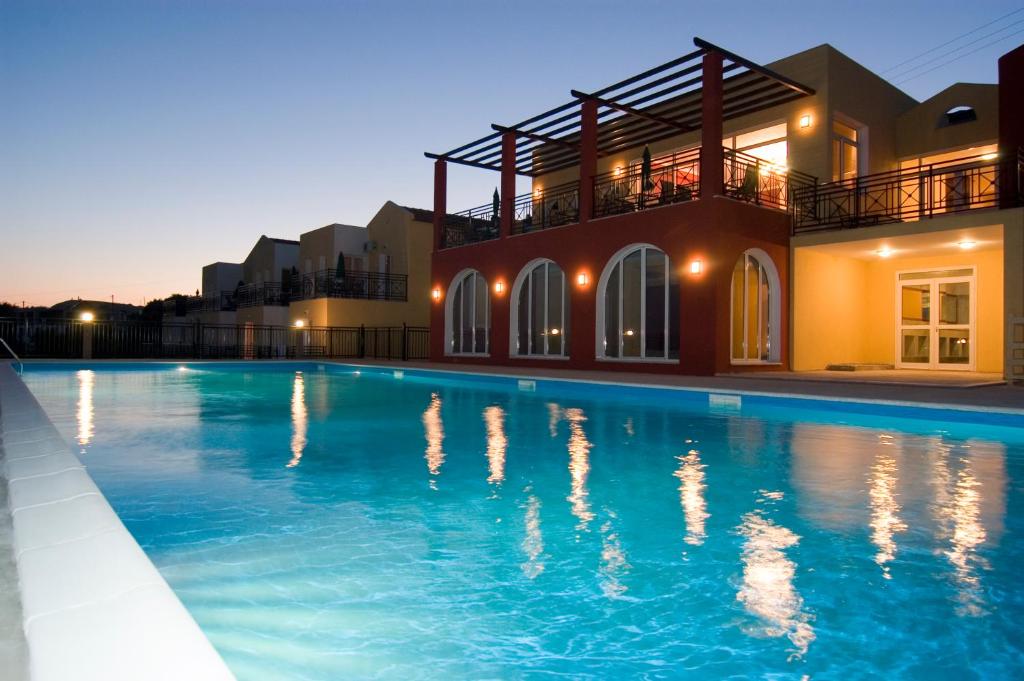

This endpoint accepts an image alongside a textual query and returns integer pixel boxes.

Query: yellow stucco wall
[793,246,1004,372]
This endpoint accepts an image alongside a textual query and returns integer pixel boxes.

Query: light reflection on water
[76,369,94,447]
[422,392,444,487]
[562,406,595,532]
[675,448,708,547]
[286,372,307,468]
[483,405,506,486]
[868,434,906,577]
[521,492,544,579]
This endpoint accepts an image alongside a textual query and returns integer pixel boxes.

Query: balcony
[295,269,408,302]
[186,291,238,313]
[791,150,1024,233]
[593,148,700,219]
[236,282,291,308]
[441,204,499,249]
[724,149,815,210]
[512,181,580,234]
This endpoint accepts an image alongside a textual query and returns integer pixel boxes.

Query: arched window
[731,249,780,363]
[511,259,569,357]
[597,244,679,360]
[447,270,490,355]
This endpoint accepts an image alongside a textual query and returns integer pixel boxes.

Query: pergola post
[578,98,598,222]
[500,131,516,237]
[700,50,724,200]
[432,158,446,251]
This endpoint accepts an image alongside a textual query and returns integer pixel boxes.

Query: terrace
[792,148,1024,233]
[429,37,818,250]
[295,269,408,302]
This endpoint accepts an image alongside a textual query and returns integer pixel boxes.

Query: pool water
[22,364,1024,680]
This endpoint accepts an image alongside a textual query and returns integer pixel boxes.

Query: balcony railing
[791,150,1024,233]
[512,181,580,234]
[185,291,239,313]
[723,148,815,210]
[236,282,292,308]
[441,204,499,249]
[296,269,408,302]
[593,148,701,219]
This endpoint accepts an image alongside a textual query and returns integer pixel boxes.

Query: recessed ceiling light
[876,247,893,258]
[958,240,977,250]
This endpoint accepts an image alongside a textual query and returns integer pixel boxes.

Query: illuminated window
[447,270,490,355]
[598,245,679,360]
[832,118,860,182]
[512,259,569,357]
[731,249,780,364]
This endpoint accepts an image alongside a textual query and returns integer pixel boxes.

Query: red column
[700,51,724,201]
[578,99,598,222]
[500,131,516,237]
[432,158,446,251]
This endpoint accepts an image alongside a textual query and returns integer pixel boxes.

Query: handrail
[0,337,24,375]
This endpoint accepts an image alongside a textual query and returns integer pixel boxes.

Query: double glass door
[897,269,974,370]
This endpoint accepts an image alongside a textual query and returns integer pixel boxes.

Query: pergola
[426,37,815,244]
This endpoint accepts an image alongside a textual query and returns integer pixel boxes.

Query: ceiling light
[958,240,976,250]
[876,247,893,258]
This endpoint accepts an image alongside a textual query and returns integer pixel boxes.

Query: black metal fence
[593,147,701,219]
[0,318,429,361]
[297,270,408,302]
[512,181,580,234]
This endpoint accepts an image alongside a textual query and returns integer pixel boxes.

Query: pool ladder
[0,337,23,375]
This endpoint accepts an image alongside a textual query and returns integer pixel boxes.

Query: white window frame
[594,243,678,363]
[445,269,490,356]
[730,248,782,365]
[895,266,976,371]
[509,258,569,359]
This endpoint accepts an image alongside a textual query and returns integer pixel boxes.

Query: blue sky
[2,0,1022,305]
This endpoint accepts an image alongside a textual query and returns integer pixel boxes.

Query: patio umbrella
[641,145,653,195]
[335,251,346,280]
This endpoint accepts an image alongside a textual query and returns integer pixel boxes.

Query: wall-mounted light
[494,281,505,294]
[689,259,703,275]
[981,152,998,161]
[549,328,560,336]
[576,272,589,287]
[80,312,94,322]
[293,319,305,328]
[533,187,542,197]
[799,114,812,129]
[431,287,442,301]
[876,247,893,258]
[958,240,977,250]
[614,166,623,177]
[624,329,635,337]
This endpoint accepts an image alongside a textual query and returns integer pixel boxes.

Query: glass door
[897,269,975,370]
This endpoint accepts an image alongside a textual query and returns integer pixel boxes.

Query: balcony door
[896,268,975,371]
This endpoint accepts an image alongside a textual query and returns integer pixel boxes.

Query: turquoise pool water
[22,363,1024,680]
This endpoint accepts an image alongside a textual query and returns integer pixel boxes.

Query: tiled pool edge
[0,364,235,681]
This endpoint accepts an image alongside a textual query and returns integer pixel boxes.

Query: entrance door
[897,268,975,370]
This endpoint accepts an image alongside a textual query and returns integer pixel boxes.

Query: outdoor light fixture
[293,319,305,328]
[876,247,893,258]
[80,312,94,322]
[799,114,812,129]
[689,260,703,275]
[576,272,589,287]
[958,240,977,250]
[550,328,560,336]
[624,329,635,337]
[981,152,998,161]
[533,187,542,197]
[494,281,505,294]
[614,166,623,177]
[432,287,442,301]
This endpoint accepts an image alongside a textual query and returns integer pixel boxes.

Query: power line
[882,7,1024,74]
[889,18,1024,81]
[894,26,1024,85]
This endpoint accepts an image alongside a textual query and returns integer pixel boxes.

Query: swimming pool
[21,363,1024,679]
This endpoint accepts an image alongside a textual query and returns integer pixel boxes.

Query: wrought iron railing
[723,148,815,210]
[186,290,240,313]
[441,203,500,249]
[791,150,1023,232]
[593,148,701,219]
[235,282,291,308]
[511,181,580,234]
[0,318,429,360]
[296,269,407,302]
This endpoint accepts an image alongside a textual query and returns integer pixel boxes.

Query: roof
[400,206,434,223]
[267,236,300,245]
[425,37,814,177]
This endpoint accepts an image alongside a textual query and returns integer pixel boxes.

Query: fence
[0,318,429,361]
[1010,316,1024,384]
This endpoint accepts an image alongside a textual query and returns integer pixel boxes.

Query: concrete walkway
[336,360,1024,412]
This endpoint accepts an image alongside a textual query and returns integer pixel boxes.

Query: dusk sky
[3,0,1022,307]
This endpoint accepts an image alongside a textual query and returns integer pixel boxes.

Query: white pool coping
[0,364,235,681]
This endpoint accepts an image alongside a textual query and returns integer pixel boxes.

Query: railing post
[500,131,516,238]
[579,98,598,222]
[359,324,365,359]
[700,50,724,200]
[402,323,408,361]
[433,158,447,251]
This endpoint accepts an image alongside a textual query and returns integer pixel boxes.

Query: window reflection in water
[76,369,94,448]
[599,511,630,598]
[563,407,594,531]
[521,492,544,579]
[286,372,307,468]
[675,448,708,547]
[546,402,560,438]
[868,435,906,577]
[623,417,634,438]
[422,393,445,489]
[483,405,507,486]
[736,496,815,660]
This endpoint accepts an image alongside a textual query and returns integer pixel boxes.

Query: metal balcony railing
[186,291,239,313]
[512,181,580,234]
[791,150,1023,233]
[296,269,408,302]
[593,148,701,219]
[441,204,500,249]
[235,282,292,308]
[723,148,816,211]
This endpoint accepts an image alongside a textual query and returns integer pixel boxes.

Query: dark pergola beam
[491,124,580,152]
[694,37,816,96]
[571,90,693,132]
[424,151,536,176]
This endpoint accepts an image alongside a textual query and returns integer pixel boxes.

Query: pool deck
[338,360,1024,413]
[0,363,236,681]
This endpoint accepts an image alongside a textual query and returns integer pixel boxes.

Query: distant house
[50,299,142,321]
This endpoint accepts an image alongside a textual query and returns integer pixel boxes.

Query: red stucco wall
[429,196,791,376]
